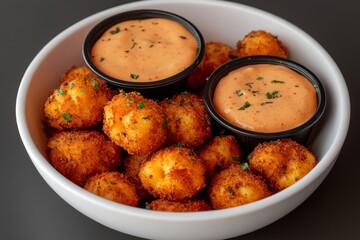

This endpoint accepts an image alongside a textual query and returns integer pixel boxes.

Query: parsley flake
[110,27,120,34]
[266,91,280,99]
[130,73,139,79]
[238,101,251,110]
[62,113,72,122]
[137,101,145,109]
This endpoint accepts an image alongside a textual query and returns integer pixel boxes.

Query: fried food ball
[47,131,121,186]
[231,30,288,58]
[197,135,242,179]
[44,68,114,130]
[149,199,211,212]
[248,138,317,191]
[160,92,211,149]
[59,65,93,83]
[187,42,233,91]
[103,90,167,155]
[84,172,139,207]
[123,154,152,199]
[139,146,206,201]
[208,164,271,209]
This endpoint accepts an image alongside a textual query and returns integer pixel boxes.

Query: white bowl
[16,1,350,239]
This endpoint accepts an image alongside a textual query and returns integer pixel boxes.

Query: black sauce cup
[83,9,205,99]
[203,56,326,152]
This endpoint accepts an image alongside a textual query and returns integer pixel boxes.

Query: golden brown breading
[44,68,114,130]
[208,164,271,209]
[84,171,139,207]
[149,199,211,212]
[123,154,153,200]
[187,42,233,91]
[248,139,317,191]
[160,92,211,149]
[47,131,121,186]
[197,135,242,179]
[139,146,206,201]
[59,66,93,83]
[231,30,288,58]
[103,90,167,155]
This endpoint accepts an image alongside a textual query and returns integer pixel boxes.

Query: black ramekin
[203,56,326,151]
[83,9,205,99]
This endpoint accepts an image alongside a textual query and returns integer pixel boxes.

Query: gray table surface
[2,0,359,239]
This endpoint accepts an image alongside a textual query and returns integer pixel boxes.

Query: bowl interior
[16,1,350,239]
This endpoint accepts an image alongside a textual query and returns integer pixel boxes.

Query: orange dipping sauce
[90,18,198,82]
[213,64,317,133]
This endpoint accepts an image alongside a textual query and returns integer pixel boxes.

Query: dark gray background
[1,0,359,239]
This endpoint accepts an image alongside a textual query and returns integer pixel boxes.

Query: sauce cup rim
[82,9,205,89]
[203,56,326,139]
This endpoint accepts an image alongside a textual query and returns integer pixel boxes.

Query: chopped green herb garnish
[130,73,139,79]
[62,113,72,122]
[179,35,187,39]
[180,91,189,95]
[235,90,244,96]
[162,119,168,128]
[89,78,99,90]
[245,82,254,88]
[57,88,66,94]
[179,99,185,106]
[137,101,145,109]
[110,27,120,34]
[256,76,263,80]
[175,142,185,148]
[238,101,251,110]
[228,186,235,196]
[260,101,274,106]
[100,57,105,62]
[69,82,74,89]
[110,181,117,185]
[145,202,151,210]
[240,162,249,170]
[271,80,285,83]
[142,116,150,120]
[266,91,280,99]
[231,156,241,161]
[80,89,85,94]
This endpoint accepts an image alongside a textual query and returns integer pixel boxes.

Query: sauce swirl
[213,64,317,133]
[91,18,198,82]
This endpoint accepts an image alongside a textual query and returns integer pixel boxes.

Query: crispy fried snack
[248,139,317,191]
[59,66,93,83]
[84,171,139,207]
[47,131,121,186]
[231,30,288,58]
[187,42,233,91]
[123,153,153,199]
[208,164,271,209]
[44,67,114,130]
[103,90,167,155]
[149,199,211,212]
[197,135,242,179]
[139,146,206,201]
[160,92,211,149]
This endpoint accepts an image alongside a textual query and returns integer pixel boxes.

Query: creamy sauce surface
[91,18,198,82]
[213,64,317,133]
